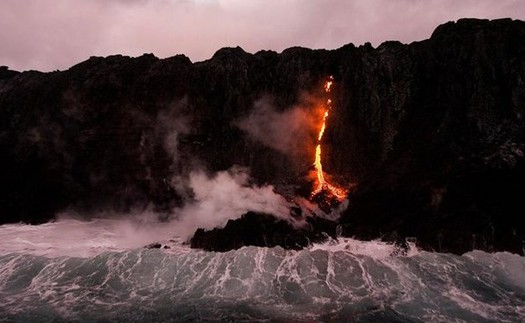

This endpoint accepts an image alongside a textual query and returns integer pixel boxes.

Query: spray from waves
[4,166,295,257]
[169,166,293,239]
[0,230,524,322]
[0,165,346,260]
[0,217,186,258]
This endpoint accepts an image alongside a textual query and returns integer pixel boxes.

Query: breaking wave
[0,220,524,322]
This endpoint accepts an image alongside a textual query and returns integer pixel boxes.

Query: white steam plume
[156,98,191,163]
[51,165,293,250]
[171,166,291,239]
[237,96,319,156]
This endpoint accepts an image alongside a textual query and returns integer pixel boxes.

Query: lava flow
[311,76,348,201]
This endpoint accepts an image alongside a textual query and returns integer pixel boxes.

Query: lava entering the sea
[311,76,348,201]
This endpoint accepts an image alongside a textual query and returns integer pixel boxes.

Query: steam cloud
[238,96,320,157]
[154,99,293,238]
[156,98,191,163]
[56,166,292,242]
[171,166,291,239]
[50,92,348,244]
[46,96,295,241]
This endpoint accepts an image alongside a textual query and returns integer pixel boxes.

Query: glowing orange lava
[311,76,348,201]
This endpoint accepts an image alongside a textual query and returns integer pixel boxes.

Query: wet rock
[190,212,337,252]
[144,242,172,249]
[145,243,162,249]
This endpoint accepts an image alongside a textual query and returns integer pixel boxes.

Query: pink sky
[1,0,524,71]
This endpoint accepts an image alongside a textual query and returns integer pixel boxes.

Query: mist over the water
[48,166,294,245]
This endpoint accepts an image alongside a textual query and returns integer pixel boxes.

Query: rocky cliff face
[334,18,525,254]
[1,18,524,254]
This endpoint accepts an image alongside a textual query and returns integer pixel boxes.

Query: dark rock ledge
[190,212,338,252]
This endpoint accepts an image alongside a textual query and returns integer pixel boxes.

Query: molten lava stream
[311,77,347,201]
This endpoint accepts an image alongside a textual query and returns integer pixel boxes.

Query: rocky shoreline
[1,18,524,255]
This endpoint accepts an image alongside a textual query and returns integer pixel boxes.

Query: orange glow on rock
[311,76,348,201]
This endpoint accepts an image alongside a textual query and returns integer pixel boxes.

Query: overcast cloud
[1,0,524,71]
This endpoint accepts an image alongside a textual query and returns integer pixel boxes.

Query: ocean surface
[0,219,524,322]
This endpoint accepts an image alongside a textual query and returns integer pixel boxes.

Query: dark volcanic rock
[1,18,525,255]
[144,242,171,249]
[145,242,162,249]
[190,212,337,252]
[335,18,525,255]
